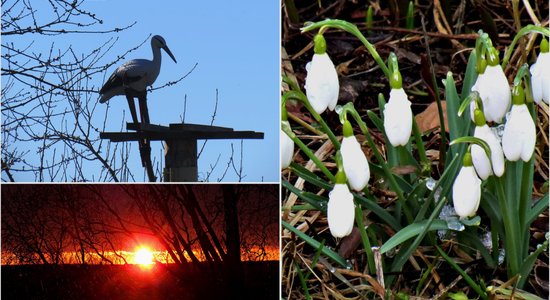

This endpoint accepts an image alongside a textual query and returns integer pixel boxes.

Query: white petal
[305,53,339,114]
[280,122,294,169]
[472,124,505,179]
[327,184,355,238]
[471,66,511,123]
[452,166,481,218]
[383,88,412,146]
[530,52,550,105]
[502,105,536,162]
[341,136,370,191]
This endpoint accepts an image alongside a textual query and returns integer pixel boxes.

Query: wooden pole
[163,139,198,182]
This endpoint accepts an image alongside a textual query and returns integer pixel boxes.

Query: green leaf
[354,192,402,231]
[527,194,549,226]
[282,220,348,267]
[461,51,478,100]
[459,230,496,268]
[381,219,448,254]
[445,72,464,160]
[282,180,327,212]
[290,162,332,190]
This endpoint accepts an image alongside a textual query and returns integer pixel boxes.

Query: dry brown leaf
[415,101,449,133]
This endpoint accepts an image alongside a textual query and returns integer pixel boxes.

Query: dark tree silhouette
[1,0,244,182]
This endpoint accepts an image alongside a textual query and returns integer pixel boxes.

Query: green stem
[502,25,550,69]
[283,91,341,149]
[283,220,348,267]
[301,19,391,78]
[282,121,335,182]
[436,245,488,300]
[294,261,312,300]
[355,204,376,274]
[345,105,413,223]
[412,118,429,175]
[494,177,521,278]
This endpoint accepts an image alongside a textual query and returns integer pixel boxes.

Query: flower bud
[328,183,355,238]
[383,87,412,146]
[453,152,482,219]
[305,34,339,114]
[281,121,294,169]
[341,120,370,191]
[502,88,535,162]
[470,64,511,123]
[530,38,550,105]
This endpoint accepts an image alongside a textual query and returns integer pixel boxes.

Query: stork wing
[99,60,150,94]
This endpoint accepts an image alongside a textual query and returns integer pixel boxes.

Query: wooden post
[100,123,263,182]
[163,139,198,182]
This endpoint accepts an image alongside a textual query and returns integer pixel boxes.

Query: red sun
[133,247,154,267]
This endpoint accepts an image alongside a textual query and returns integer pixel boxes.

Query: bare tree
[1,1,241,182]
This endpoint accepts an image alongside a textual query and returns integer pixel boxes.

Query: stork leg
[134,91,156,181]
[125,93,139,125]
[137,93,150,125]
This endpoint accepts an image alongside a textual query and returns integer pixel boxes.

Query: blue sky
[2,0,280,182]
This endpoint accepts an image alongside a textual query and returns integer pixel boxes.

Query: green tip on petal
[463,151,473,167]
[335,150,347,184]
[541,38,549,53]
[477,58,487,74]
[473,109,486,126]
[335,170,347,184]
[487,47,500,66]
[313,34,327,54]
[343,120,353,137]
[390,70,402,89]
[512,85,525,105]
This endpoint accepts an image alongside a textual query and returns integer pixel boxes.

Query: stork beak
[163,46,177,64]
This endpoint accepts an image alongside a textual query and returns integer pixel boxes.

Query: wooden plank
[100,130,264,142]
[126,123,170,132]
[169,123,234,132]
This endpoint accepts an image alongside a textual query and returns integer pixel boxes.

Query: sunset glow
[133,247,154,267]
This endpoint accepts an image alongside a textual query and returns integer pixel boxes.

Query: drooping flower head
[383,68,412,147]
[453,150,482,219]
[327,151,355,238]
[341,119,370,191]
[530,37,550,105]
[470,46,511,123]
[471,109,505,180]
[304,34,339,114]
[281,106,294,169]
[502,85,536,162]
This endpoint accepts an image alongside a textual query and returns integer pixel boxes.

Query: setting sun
[134,247,154,266]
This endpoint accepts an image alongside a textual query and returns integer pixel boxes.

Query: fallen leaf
[415,101,449,133]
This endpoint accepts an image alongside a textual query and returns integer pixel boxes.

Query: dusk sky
[1,184,279,264]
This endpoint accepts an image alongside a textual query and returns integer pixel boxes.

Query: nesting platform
[100,123,264,182]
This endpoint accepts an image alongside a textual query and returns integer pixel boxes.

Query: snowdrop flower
[327,153,355,238]
[328,183,355,238]
[502,86,536,162]
[304,34,339,114]
[384,71,412,146]
[530,38,550,105]
[470,48,511,123]
[453,151,481,219]
[281,120,294,169]
[341,120,370,191]
[471,109,505,180]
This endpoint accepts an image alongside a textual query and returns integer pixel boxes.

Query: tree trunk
[222,186,245,299]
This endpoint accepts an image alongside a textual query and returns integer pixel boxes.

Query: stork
[99,35,177,124]
[99,35,176,181]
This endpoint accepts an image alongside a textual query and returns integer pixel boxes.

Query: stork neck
[152,45,162,65]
